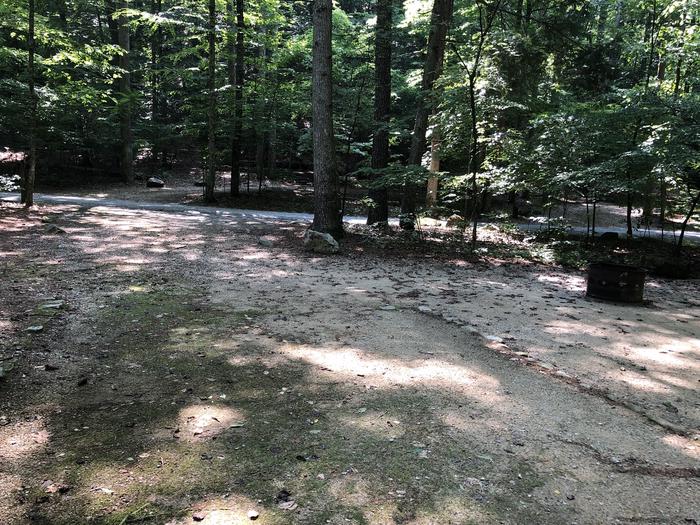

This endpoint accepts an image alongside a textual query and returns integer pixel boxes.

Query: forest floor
[0,197,699,525]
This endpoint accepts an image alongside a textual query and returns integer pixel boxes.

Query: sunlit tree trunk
[204,0,217,202]
[367,0,391,225]
[311,0,342,237]
[425,130,440,207]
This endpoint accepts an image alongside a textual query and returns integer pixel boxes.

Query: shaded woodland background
[1,0,698,243]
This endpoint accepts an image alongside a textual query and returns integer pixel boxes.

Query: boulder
[446,214,465,228]
[146,177,165,188]
[303,230,340,254]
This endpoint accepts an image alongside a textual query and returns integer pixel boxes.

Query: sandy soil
[0,199,698,524]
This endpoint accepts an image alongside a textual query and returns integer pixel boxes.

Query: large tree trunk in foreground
[204,0,217,202]
[367,0,392,225]
[22,0,36,206]
[229,0,244,196]
[400,0,453,227]
[311,0,343,238]
[118,0,133,183]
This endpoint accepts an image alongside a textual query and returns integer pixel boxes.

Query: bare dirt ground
[1,199,699,525]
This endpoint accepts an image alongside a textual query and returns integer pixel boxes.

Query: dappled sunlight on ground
[176,404,245,442]
[279,343,499,394]
[1,200,699,524]
[0,417,50,461]
[165,496,262,524]
[661,434,700,460]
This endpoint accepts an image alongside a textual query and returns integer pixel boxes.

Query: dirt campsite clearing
[1,198,699,525]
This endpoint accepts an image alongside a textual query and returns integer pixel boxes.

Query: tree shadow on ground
[1,202,698,525]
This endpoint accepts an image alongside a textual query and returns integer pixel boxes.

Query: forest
[1,0,699,246]
[1,0,699,524]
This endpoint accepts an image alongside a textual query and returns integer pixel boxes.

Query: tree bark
[425,129,440,207]
[151,0,162,165]
[118,0,133,183]
[400,0,453,227]
[204,0,217,202]
[367,0,392,225]
[22,0,36,206]
[311,0,342,238]
[230,0,244,196]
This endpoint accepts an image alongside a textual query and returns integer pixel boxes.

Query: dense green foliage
[1,0,698,238]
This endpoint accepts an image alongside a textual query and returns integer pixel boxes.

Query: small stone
[277,500,298,511]
[39,300,65,310]
[257,237,274,248]
[146,177,165,188]
[485,335,503,343]
[192,511,206,521]
[247,510,259,520]
[379,305,396,311]
[44,224,66,234]
[26,325,44,333]
[417,306,432,313]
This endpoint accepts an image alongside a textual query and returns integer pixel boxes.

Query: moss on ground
[7,271,548,525]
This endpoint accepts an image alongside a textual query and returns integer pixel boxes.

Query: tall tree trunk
[367,0,391,225]
[426,129,440,207]
[673,8,688,98]
[230,0,244,196]
[151,0,162,166]
[400,0,453,228]
[118,0,133,183]
[468,70,479,246]
[311,0,342,238]
[22,0,36,206]
[204,0,217,202]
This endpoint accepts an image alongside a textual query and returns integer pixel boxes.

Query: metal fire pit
[586,262,645,303]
